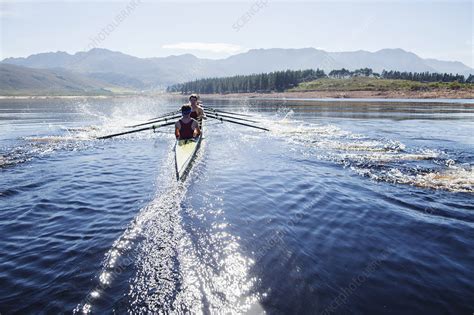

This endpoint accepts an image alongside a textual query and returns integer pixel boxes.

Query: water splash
[1,100,176,169]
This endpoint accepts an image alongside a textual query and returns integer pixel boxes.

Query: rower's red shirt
[179,119,195,139]
[190,111,198,119]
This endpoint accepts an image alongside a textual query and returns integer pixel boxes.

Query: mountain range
[1,47,473,94]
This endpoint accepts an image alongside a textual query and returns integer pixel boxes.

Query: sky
[1,0,473,67]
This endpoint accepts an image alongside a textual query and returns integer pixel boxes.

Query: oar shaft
[127,115,181,128]
[202,106,254,117]
[98,121,175,139]
[148,110,180,121]
[208,115,269,131]
[210,112,259,123]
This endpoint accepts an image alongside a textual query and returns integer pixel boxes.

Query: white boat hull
[174,123,203,180]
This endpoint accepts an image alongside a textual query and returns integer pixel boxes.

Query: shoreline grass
[289,77,473,92]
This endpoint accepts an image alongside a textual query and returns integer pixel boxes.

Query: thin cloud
[162,42,244,54]
[0,7,16,18]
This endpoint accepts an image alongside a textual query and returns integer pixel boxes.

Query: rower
[188,94,205,125]
[175,105,201,140]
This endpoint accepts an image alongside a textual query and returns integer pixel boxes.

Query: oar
[126,114,181,128]
[210,112,259,123]
[202,106,254,117]
[128,108,255,129]
[97,121,175,140]
[207,114,269,131]
[148,110,180,121]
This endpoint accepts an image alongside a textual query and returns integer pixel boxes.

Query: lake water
[0,97,473,314]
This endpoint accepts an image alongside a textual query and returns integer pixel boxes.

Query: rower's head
[181,105,192,117]
[189,94,199,106]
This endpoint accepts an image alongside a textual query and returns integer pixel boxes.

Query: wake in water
[260,110,473,193]
[0,133,93,168]
[3,101,470,190]
[75,141,261,314]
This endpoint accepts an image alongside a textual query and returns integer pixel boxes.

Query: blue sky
[1,0,472,67]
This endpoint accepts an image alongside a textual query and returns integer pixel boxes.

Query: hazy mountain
[2,47,473,91]
[423,58,473,75]
[0,63,118,95]
[2,49,196,88]
[212,48,344,76]
[329,48,440,73]
[87,72,146,90]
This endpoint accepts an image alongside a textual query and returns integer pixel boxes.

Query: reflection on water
[0,97,473,314]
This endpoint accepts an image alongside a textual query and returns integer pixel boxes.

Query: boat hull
[174,124,203,181]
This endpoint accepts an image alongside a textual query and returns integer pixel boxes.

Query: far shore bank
[0,95,115,100]
[198,89,472,100]
[1,89,472,101]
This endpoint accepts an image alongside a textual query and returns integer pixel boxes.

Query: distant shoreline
[1,89,472,101]
[198,89,473,100]
[0,95,113,100]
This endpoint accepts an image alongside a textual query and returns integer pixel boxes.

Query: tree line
[381,70,468,83]
[167,68,473,94]
[167,69,326,94]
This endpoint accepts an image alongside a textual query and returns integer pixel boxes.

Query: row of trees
[167,69,326,94]
[329,68,375,78]
[167,68,473,94]
[328,68,470,83]
[381,70,468,83]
